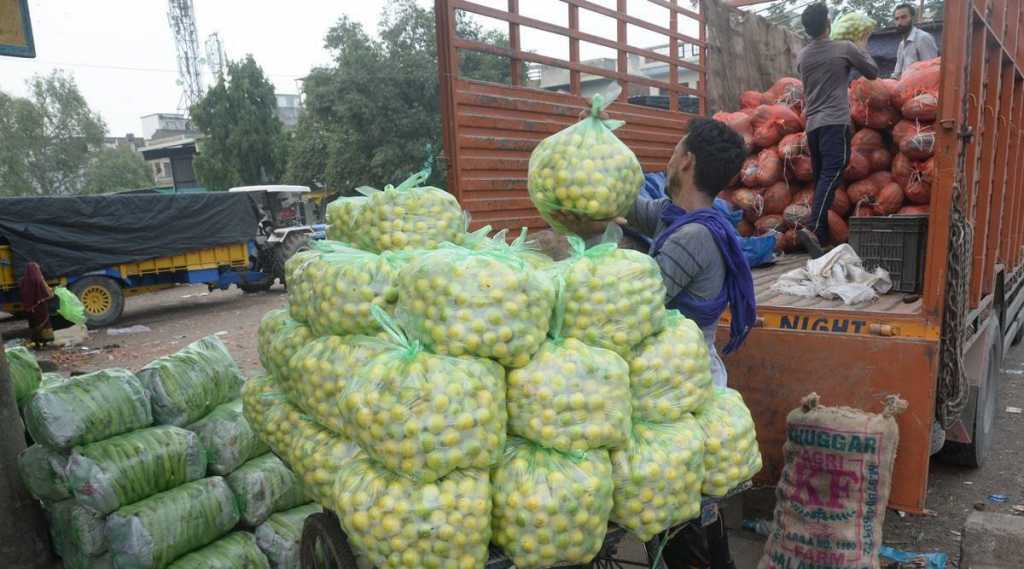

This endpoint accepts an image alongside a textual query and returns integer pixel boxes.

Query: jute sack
[758,393,907,569]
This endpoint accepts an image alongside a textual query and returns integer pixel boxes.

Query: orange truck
[434,0,1024,512]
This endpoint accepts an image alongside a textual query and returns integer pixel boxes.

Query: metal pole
[0,343,55,568]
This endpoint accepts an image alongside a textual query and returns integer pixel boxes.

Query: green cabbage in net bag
[138,336,244,427]
[556,233,666,357]
[288,246,401,337]
[528,92,644,233]
[107,476,240,569]
[166,532,269,569]
[695,388,763,496]
[18,443,71,502]
[187,399,269,476]
[261,319,314,389]
[326,195,368,245]
[24,368,152,451]
[491,437,614,569]
[254,503,320,569]
[62,552,113,569]
[354,168,466,253]
[257,309,290,372]
[283,336,387,436]
[507,337,631,452]
[629,311,713,422]
[339,308,506,482]
[831,12,876,41]
[227,454,308,527]
[610,419,705,541]
[331,457,491,569]
[255,395,365,504]
[395,244,556,368]
[46,499,108,559]
[67,425,207,515]
[6,346,41,408]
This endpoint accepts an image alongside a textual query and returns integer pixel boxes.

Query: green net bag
[261,320,315,390]
[458,227,554,269]
[166,532,269,569]
[138,336,244,427]
[288,246,401,337]
[254,503,321,569]
[67,425,207,515]
[339,307,507,482]
[257,309,290,372]
[695,388,763,496]
[507,338,630,452]
[628,310,713,422]
[227,453,308,527]
[107,476,240,569]
[7,345,41,408]
[331,457,491,569]
[831,11,876,41]
[187,399,269,476]
[505,228,556,270]
[24,368,152,451]
[528,92,644,233]
[555,232,666,357]
[284,336,387,436]
[45,499,108,559]
[18,443,71,502]
[326,195,368,245]
[395,244,556,368]
[240,375,278,434]
[610,418,705,541]
[353,168,466,252]
[491,437,614,568]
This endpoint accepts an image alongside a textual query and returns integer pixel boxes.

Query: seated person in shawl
[555,117,755,388]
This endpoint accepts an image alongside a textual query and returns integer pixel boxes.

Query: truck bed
[752,254,923,315]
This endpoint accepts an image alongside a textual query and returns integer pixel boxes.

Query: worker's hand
[549,209,627,238]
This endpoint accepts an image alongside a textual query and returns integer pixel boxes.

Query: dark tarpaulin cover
[0,193,260,279]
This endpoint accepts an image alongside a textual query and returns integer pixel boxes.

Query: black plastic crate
[848,214,928,293]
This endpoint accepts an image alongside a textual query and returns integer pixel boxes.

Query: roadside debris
[1012,505,1024,515]
[988,494,1009,503]
[107,325,152,336]
[879,545,948,569]
[1005,406,1022,414]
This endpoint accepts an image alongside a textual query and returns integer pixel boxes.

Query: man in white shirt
[892,3,939,78]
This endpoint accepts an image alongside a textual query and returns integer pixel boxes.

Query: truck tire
[70,276,125,328]
[272,232,310,286]
[238,275,273,294]
[300,512,360,569]
[938,343,999,468]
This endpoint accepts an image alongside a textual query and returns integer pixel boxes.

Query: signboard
[0,0,35,58]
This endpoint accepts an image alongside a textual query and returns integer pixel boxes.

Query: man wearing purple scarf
[555,117,753,569]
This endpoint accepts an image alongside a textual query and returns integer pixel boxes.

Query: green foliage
[191,55,285,190]
[0,72,106,196]
[82,146,154,194]
[283,0,513,193]
[761,0,944,35]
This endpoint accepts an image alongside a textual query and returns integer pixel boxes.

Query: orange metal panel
[1001,77,1024,269]
[719,327,939,513]
[969,36,1001,306]
[982,60,1015,293]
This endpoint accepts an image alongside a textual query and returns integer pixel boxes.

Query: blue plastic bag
[878,545,948,569]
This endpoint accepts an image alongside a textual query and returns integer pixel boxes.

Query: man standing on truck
[892,3,939,79]
[556,117,754,569]
[795,3,879,259]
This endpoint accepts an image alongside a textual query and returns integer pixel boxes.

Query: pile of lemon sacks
[245,142,761,569]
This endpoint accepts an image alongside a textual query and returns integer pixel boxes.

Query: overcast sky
[1,0,700,137]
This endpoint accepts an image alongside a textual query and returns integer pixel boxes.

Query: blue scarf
[651,203,757,354]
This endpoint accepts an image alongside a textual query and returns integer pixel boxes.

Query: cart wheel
[300,512,361,569]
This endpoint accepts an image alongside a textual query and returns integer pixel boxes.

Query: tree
[82,146,154,194]
[0,72,105,196]
[191,55,285,190]
[760,1,944,35]
[284,0,513,193]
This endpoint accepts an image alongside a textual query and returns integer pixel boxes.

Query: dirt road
[5,283,1023,566]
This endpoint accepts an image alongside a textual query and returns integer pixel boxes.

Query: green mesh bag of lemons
[395,243,556,368]
[628,310,714,422]
[338,307,507,483]
[491,437,614,569]
[528,90,644,234]
[326,195,367,244]
[696,388,763,496]
[352,168,466,253]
